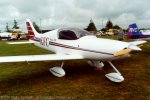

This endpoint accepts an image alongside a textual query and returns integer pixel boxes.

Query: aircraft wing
[0,54,83,63]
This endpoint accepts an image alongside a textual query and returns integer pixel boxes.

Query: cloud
[0,0,150,32]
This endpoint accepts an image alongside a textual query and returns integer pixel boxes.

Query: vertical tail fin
[26,19,39,39]
[127,23,142,39]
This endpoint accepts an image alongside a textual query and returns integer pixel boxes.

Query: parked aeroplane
[127,23,150,41]
[0,32,11,40]
[0,19,146,83]
[0,32,27,41]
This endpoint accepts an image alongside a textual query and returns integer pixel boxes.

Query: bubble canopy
[58,28,93,40]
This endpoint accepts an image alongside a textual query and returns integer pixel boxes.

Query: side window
[59,30,78,40]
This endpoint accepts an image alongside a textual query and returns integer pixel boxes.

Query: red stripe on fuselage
[32,39,113,55]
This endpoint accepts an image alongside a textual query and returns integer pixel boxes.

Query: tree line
[32,18,121,33]
[5,20,20,32]
[85,19,121,32]
[2,19,121,33]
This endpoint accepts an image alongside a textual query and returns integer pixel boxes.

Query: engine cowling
[87,61,104,68]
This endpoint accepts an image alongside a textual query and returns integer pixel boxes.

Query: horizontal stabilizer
[8,41,34,44]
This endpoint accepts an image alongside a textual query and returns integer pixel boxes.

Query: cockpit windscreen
[58,28,93,40]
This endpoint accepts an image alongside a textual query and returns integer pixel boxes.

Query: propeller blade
[128,44,142,51]
[114,49,132,57]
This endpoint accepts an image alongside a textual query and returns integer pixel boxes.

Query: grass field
[0,38,150,100]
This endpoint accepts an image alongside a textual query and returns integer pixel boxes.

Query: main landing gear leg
[49,61,66,77]
[105,61,124,83]
[60,61,64,68]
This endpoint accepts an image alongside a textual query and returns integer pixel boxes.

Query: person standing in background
[118,29,124,41]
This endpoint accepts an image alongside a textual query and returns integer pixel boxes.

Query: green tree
[106,19,113,30]
[12,20,19,29]
[101,28,106,32]
[85,19,97,31]
[113,25,121,29]
[5,23,11,32]
[33,22,41,33]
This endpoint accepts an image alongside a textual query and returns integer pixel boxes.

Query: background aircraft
[127,23,150,41]
[0,32,11,40]
[0,19,146,83]
[0,32,27,41]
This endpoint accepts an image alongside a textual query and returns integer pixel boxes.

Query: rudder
[26,19,39,39]
[127,23,142,39]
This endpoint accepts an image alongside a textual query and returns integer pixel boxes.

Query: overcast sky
[0,0,150,32]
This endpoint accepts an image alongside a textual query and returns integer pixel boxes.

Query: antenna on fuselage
[40,18,42,34]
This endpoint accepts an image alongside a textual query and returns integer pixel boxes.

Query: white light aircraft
[0,19,147,83]
[0,32,12,40]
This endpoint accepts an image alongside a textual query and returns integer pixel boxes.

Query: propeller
[114,49,132,57]
[128,44,142,51]
[114,44,142,57]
